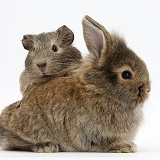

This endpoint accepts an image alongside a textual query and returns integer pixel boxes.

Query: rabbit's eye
[121,70,132,79]
[52,45,58,52]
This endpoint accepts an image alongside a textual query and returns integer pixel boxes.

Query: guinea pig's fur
[20,25,82,95]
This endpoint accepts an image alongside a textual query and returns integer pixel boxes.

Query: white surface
[0,0,160,158]
[0,143,160,160]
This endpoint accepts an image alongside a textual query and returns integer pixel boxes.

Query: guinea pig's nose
[37,63,47,72]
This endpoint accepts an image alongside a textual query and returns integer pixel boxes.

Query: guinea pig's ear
[82,15,112,64]
[22,34,35,50]
[56,25,74,47]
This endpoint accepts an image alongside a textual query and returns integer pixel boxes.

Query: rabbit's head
[82,16,150,108]
[22,25,82,79]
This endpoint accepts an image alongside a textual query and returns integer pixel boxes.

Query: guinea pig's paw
[16,101,21,108]
[108,141,137,153]
[32,142,59,153]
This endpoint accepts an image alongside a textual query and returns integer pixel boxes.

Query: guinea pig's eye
[121,70,132,79]
[52,45,58,52]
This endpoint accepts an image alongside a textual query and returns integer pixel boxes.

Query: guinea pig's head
[22,25,81,79]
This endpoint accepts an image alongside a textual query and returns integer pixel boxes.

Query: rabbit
[20,25,82,96]
[0,15,150,153]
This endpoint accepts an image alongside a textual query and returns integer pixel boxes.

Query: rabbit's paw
[32,142,59,153]
[108,141,137,153]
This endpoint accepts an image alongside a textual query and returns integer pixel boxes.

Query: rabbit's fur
[0,15,150,153]
[20,25,82,95]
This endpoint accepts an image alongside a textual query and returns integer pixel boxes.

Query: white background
[0,0,160,159]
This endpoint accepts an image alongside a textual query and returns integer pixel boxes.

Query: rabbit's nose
[147,85,151,93]
[37,63,47,72]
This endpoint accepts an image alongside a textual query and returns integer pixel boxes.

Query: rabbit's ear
[56,25,74,47]
[22,35,35,51]
[82,15,112,62]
